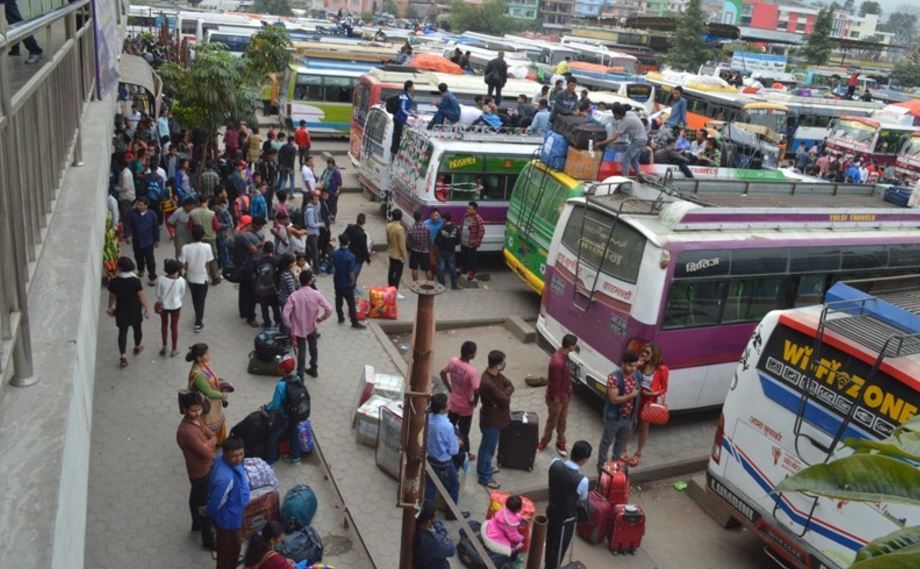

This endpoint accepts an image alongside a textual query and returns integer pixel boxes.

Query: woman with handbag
[186,343,230,445]
[156,259,188,357]
[627,342,669,467]
[106,256,149,369]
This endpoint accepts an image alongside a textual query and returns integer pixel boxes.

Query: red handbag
[641,398,669,425]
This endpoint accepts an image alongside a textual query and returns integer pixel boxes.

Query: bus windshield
[830,119,876,146]
[561,206,646,285]
[874,128,908,154]
[743,105,788,136]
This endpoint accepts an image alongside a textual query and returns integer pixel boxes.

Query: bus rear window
[560,207,645,284]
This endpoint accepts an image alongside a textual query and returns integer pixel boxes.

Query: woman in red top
[243,522,294,569]
[628,342,669,467]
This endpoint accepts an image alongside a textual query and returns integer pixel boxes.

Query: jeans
[189,472,215,550]
[477,426,501,484]
[448,412,473,470]
[4,1,42,55]
[387,258,404,289]
[460,245,477,278]
[133,244,157,279]
[298,145,310,166]
[335,286,358,324]
[437,251,458,288]
[327,193,339,220]
[277,167,295,192]
[622,139,646,177]
[425,458,460,510]
[429,110,459,128]
[188,282,208,326]
[159,308,180,351]
[266,415,302,463]
[305,234,319,271]
[117,322,142,355]
[295,333,318,379]
[216,236,230,269]
[597,415,634,468]
[260,298,281,327]
[353,262,364,285]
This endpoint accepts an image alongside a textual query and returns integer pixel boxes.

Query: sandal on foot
[133,346,144,355]
[159,347,167,356]
[119,357,129,368]
[627,453,642,467]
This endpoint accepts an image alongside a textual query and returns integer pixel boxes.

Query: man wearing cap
[265,353,314,464]
[282,270,333,381]
[234,215,266,327]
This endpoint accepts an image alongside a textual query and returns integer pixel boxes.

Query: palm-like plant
[775,417,920,568]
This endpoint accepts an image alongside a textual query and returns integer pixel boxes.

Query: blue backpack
[277,526,323,564]
[144,173,163,204]
[282,484,318,530]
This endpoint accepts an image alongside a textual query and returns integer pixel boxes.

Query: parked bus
[707,275,920,569]
[895,132,920,184]
[537,178,920,410]
[206,27,257,57]
[573,76,655,113]
[502,34,578,66]
[278,64,367,133]
[348,69,542,163]
[559,38,638,74]
[386,124,543,252]
[826,116,920,166]
[127,6,177,37]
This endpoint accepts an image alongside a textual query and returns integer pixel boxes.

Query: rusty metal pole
[398,280,445,569]
[526,515,548,569]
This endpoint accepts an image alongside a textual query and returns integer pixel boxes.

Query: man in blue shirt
[845,161,862,184]
[664,86,687,132]
[202,437,250,569]
[545,440,592,569]
[528,99,551,135]
[265,356,307,464]
[123,197,160,286]
[391,80,415,156]
[429,83,461,128]
[332,234,366,329]
[303,191,323,270]
[425,393,468,519]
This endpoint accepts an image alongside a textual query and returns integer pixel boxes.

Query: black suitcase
[498,411,539,471]
[248,351,283,376]
[254,331,291,361]
[553,114,607,150]
[230,407,277,460]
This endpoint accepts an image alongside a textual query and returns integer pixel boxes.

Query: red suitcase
[243,489,281,538]
[576,490,612,544]
[598,460,630,506]
[609,504,645,554]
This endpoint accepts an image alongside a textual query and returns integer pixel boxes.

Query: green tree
[243,24,293,80]
[449,0,519,35]
[892,50,920,87]
[842,0,855,13]
[665,0,709,71]
[252,0,293,16]
[406,5,419,19]
[776,417,920,568]
[859,1,881,16]
[802,7,835,65]
[158,44,259,171]
[880,10,919,46]
[382,0,398,15]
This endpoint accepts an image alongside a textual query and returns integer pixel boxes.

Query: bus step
[762,545,796,569]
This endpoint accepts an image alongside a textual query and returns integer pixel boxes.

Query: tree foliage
[892,50,920,87]
[859,1,881,16]
[665,0,709,71]
[243,24,293,80]
[252,0,293,16]
[775,418,920,568]
[406,5,419,20]
[802,7,835,65]
[382,0,398,15]
[449,0,519,35]
[880,10,919,46]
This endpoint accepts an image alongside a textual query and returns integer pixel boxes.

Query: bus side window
[324,77,354,103]
[723,276,785,323]
[663,280,727,329]
[793,274,828,307]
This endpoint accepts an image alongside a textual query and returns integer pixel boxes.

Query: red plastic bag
[356,298,369,321]
[368,286,398,320]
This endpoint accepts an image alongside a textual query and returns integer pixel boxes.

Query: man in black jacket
[484,51,509,106]
[277,135,297,194]
[344,213,371,286]
[545,440,591,569]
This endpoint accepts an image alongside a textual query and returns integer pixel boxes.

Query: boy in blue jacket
[202,437,250,568]
[123,197,160,286]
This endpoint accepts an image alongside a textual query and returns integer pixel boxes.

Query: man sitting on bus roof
[663,87,687,133]
[428,83,461,130]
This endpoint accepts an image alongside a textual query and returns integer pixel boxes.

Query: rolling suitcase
[254,330,291,361]
[598,459,630,506]
[576,490,612,544]
[242,489,281,538]
[248,351,283,376]
[609,504,645,554]
[498,411,539,471]
[553,114,607,150]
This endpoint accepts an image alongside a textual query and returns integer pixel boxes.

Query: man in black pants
[233,215,266,327]
[4,0,44,64]
[545,440,591,569]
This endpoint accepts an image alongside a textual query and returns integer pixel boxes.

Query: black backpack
[284,375,311,422]
[254,258,277,300]
[385,93,400,114]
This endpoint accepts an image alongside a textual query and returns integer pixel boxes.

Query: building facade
[740,0,880,40]
[507,0,540,20]
[542,0,574,28]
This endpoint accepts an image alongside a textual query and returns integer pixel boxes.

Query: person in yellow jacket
[554,56,572,76]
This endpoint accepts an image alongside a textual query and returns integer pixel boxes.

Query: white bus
[707,275,920,569]
[502,34,578,66]
[537,178,920,410]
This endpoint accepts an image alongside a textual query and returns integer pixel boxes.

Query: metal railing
[0,0,97,385]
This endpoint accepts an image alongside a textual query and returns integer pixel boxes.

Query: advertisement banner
[730,52,788,77]
[92,0,119,99]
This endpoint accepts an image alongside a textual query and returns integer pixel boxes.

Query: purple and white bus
[538,178,920,411]
[387,123,544,252]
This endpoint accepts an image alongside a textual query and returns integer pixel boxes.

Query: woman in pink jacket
[482,495,525,558]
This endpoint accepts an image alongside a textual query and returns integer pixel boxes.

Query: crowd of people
[792,140,904,185]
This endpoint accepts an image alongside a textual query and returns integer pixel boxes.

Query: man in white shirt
[179,225,215,333]
[127,104,142,134]
[117,162,136,219]
[301,155,317,202]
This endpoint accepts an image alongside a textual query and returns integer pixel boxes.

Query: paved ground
[85,183,718,568]
[8,20,66,94]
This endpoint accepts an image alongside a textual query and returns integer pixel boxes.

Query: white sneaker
[396,293,406,300]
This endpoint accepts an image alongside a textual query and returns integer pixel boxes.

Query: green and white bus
[278,63,368,135]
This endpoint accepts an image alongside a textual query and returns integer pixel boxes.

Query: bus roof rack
[411,123,545,144]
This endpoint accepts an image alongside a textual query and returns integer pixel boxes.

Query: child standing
[156,259,188,357]
[482,495,525,558]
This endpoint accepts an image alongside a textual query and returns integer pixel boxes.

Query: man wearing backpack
[142,166,165,224]
[254,242,282,329]
[265,355,312,464]
[282,270,333,380]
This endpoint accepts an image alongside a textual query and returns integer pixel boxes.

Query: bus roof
[410,125,544,152]
[743,102,789,112]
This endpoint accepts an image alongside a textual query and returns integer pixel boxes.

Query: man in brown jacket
[477,350,515,489]
[176,391,217,552]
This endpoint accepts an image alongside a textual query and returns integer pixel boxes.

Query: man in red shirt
[439,341,479,469]
[294,120,312,167]
[538,334,579,456]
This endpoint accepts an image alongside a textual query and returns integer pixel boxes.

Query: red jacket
[464,213,485,249]
[546,350,572,402]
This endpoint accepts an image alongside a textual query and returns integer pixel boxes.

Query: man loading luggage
[265,355,312,465]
